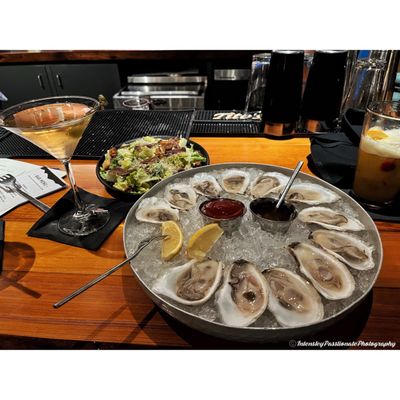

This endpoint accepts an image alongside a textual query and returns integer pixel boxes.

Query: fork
[53,234,167,308]
[0,173,50,213]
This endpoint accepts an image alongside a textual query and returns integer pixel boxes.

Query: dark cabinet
[0,63,121,109]
[47,64,121,103]
[0,65,54,106]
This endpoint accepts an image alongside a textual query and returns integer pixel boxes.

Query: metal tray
[123,163,383,343]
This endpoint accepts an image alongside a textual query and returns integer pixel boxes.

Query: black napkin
[27,188,133,250]
[340,108,364,145]
[309,109,400,222]
[308,132,358,188]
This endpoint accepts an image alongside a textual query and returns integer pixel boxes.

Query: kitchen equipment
[53,234,167,308]
[113,72,207,110]
[245,53,271,112]
[122,97,151,110]
[245,52,313,113]
[0,91,7,110]
[340,50,359,114]
[123,163,382,343]
[301,50,348,133]
[262,51,304,136]
[342,58,386,112]
[206,69,251,110]
[395,72,400,100]
[380,51,400,101]
[302,52,314,95]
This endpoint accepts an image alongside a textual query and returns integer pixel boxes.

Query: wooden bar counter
[1,137,399,349]
[0,50,258,64]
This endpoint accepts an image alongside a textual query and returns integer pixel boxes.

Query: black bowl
[95,136,210,202]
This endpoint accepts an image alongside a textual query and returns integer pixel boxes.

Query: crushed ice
[125,168,381,328]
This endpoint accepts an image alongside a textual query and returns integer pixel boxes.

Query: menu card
[0,159,67,216]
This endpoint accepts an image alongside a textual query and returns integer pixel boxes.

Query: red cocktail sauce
[200,198,245,220]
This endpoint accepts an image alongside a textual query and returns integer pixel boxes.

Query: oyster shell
[165,183,197,210]
[310,230,374,271]
[135,197,180,224]
[191,173,223,197]
[219,170,250,194]
[263,268,324,327]
[215,259,268,327]
[249,172,289,198]
[298,206,365,231]
[152,259,223,306]
[289,242,355,300]
[287,183,340,205]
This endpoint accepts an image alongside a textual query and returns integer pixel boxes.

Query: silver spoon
[53,234,167,309]
[275,161,304,209]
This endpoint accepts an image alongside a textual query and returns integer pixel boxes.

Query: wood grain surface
[0,50,258,64]
[0,137,399,349]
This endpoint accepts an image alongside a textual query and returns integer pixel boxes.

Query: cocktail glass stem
[0,96,111,236]
[62,160,85,212]
[58,157,110,236]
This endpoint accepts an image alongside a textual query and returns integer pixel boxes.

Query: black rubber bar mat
[0,109,195,159]
[191,110,263,137]
[191,121,263,137]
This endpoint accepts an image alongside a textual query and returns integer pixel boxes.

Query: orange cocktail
[353,101,400,207]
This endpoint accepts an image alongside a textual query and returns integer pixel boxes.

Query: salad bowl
[96,136,210,202]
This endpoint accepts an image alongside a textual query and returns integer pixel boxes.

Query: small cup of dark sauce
[199,198,246,234]
[249,197,297,234]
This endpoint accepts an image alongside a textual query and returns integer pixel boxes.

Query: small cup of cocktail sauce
[199,198,246,234]
[249,197,297,234]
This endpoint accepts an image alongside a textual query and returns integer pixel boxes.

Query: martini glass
[0,96,110,236]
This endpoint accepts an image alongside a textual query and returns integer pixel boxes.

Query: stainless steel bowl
[249,197,297,234]
[199,198,246,235]
[123,163,383,343]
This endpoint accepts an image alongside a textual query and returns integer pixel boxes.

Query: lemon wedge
[367,129,388,141]
[186,223,224,261]
[161,221,183,261]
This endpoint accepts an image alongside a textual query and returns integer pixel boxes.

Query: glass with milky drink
[353,101,400,208]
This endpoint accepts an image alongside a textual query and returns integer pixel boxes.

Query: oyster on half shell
[263,268,324,327]
[219,170,250,194]
[135,197,180,224]
[215,259,268,327]
[152,259,223,306]
[289,242,355,300]
[298,206,365,231]
[286,183,340,205]
[249,172,289,198]
[191,173,223,197]
[165,183,197,210]
[310,230,374,271]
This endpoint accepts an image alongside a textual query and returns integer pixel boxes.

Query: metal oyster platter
[123,163,382,343]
